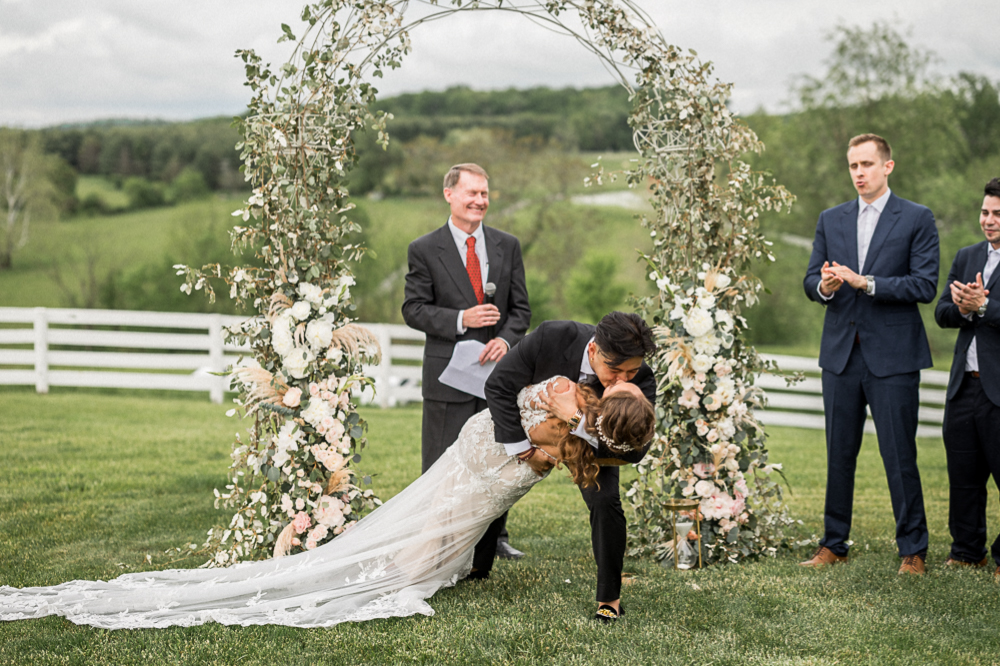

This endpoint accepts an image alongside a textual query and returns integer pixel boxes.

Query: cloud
[0,0,997,127]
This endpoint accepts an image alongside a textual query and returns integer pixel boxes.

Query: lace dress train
[0,380,558,629]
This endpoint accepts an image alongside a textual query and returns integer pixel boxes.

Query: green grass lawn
[2,389,999,665]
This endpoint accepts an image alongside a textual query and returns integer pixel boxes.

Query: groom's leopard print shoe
[594,603,625,623]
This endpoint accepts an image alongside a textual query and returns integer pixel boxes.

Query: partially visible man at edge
[801,133,939,574]
[402,163,532,560]
[934,177,1000,575]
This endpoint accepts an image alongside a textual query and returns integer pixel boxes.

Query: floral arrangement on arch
[625,264,796,564]
[175,0,801,566]
[189,275,385,566]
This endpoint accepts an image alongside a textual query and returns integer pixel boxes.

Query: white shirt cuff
[503,439,532,456]
[457,310,467,335]
[573,416,599,450]
[817,282,833,301]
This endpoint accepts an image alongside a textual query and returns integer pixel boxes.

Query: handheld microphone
[483,282,497,340]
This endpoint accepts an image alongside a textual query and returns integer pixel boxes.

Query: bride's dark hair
[557,385,656,488]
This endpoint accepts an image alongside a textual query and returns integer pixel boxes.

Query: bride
[0,377,654,629]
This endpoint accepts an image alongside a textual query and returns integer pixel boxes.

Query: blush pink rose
[693,462,716,479]
[292,511,312,534]
[282,387,302,408]
[678,388,700,409]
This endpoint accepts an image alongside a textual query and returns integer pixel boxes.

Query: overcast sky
[2,0,998,128]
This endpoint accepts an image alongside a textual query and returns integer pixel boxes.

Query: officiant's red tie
[465,237,484,304]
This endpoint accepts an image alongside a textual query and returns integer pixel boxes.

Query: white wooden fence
[0,307,950,437]
[0,308,423,407]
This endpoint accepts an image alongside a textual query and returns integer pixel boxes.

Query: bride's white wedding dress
[0,379,561,629]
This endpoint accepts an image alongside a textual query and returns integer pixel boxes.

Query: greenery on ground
[2,389,998,665]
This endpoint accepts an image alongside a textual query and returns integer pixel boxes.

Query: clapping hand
[822,261,867,292]
[951,272,989,316]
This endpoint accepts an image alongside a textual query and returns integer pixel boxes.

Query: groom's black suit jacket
[402,223,531,402]
[484,320,656,464]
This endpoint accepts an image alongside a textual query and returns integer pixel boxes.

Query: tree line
[3,22,999,357]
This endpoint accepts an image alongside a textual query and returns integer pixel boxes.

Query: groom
[474,311,656,623]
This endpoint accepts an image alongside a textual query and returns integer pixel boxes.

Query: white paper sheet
[437,340,497,399]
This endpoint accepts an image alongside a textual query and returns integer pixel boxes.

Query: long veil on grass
[0,408,544,630]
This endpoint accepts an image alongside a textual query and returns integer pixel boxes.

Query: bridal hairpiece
[594,415,634,453]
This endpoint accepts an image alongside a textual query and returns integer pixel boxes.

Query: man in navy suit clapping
[801,134,939,574]
[935,178,1000,574]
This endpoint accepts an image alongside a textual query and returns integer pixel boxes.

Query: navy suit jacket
[935,241,1000,406]
[402,223,531,402]
[803,193,939,377]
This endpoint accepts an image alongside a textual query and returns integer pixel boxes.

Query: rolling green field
[0,172,657,325]
[2,388,998,665]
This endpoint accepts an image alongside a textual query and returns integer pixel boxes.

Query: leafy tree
[123,176,166,209]
[525,270,559,330]
[564,250,627,324]
[0,129,56,270]
[948,73,1000,160]
[168,167,210,203]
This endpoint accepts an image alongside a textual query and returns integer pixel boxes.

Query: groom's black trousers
[472,464,625,602]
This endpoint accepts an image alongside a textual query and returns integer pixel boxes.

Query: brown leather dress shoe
[799,546,847,567]
[944,556,989,568]
[898,554,926,575]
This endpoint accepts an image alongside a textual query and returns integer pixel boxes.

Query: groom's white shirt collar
[580,338,595,379]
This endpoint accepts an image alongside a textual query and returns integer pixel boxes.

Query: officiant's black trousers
[472,464,626,602]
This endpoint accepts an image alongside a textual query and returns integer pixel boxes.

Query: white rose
[693,333,722,356]
[715,273,731,290]
[691,354,713,374]
[283,347,315,379]
[694,480,717,499]
[715,310,734,332]
[326,346,344,364]
[305,318,334,351]
[716,378,737,404]
[297,282,324,305]
[695,288,716,311]
[683,308,714,338]
[301,398,333,429]
[271,315,295,357]
[727,400,749,419]
[717,418,736,440]
[290,300,311,321]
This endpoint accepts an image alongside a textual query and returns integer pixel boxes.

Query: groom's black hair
[986,177,1000,199]
[594,311,656,367]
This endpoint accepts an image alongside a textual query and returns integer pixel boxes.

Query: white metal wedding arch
[179,0,796,566]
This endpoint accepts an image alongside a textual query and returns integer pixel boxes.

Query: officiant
[402,162,531,559]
